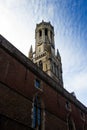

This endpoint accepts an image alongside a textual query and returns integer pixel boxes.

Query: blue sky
[0,0,87,106]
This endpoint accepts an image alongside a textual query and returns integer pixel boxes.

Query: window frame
[39,30,42,37]
[65,101,71,111]
[45,28,48,36]
[39,60,43,69]
[35,79,40,89]
[32,96,42,129]
[80,111,85,121]
[34,78,43,91]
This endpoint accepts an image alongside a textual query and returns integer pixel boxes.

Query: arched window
[39,30,42,37]
[67,117,76,130]
[68,120,73,130]
[45,28,48,36]
[32,96,41,129]
[65,101,71,111]
[39,60,43,69]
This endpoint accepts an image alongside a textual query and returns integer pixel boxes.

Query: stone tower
[29,20,63,86]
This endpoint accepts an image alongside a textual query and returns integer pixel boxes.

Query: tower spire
[28,45,33,60]
[57,49,61,59]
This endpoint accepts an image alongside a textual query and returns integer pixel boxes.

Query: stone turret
[28,45,33,60]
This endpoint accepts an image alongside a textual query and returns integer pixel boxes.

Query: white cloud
[0,0,87,106]
[0,0,36,56]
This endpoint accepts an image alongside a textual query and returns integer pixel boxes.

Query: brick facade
[0,35,87,130]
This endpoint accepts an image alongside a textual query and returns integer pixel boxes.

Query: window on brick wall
[80,111,85,121]
[65,101,71,111]
[35,79,40,89]
[32,96,41,130]
[68,119,74,130]
[68,117,76,130]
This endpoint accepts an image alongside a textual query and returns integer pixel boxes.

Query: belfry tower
[29,20,63,86]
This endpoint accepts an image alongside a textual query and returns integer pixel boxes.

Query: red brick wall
[0,47,87,130]
[0,114,33,130]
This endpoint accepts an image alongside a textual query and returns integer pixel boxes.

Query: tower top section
[35,20,54,38]
[36,20,54,29]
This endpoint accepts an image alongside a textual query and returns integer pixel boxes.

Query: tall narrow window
[45,28,48,36]
[80,111,85,121]
[39,60,43,69]
[39,30,42,37]
[32,96,41,129]
[68,117,76,130]
[65,101,71,111]
[35,79,40,88]
[68,120,73,130]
